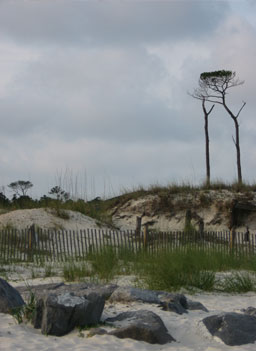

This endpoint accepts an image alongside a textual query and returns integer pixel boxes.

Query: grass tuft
[219,272,256,293]
[88,246,119,282]
[62,261,91,281]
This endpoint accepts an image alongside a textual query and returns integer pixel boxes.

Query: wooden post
[244,226,250,242]
[135,216,142,237]
[199,219,204,240]
[143,224,149,249]
[28,224,36,261]
[230,227,236,251]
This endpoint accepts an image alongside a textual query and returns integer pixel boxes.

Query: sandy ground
[1,273,256,351]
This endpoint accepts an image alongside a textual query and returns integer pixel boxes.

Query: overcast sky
[0,0,255,199]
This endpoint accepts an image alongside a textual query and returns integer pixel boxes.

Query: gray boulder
[186,299,208,312]
[0,278,25,314]
[109,286,160,304]
[202,312,256,346]
[158,293,188,314]
[242,306,256,317]
[82,292,105,325]
[16,282,117,302]
[34,292,105,336]
[109,286,188,314]
[106,310,175,344]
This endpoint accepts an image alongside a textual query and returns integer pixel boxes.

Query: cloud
[0,1,256,198]
[0,44,202,144]
[0,0,229,46]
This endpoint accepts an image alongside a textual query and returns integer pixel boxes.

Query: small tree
[8,180,33,197]
[49,186,69,201]
[0,192,10,206]
[191,70,246,184]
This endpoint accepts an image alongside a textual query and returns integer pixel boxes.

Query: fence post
[135,216,142,238]
[199,219,204,240]
[143,224,149,249]
[28,224,36,261]
[230,227,236,252]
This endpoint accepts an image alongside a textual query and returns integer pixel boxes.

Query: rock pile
[1,279,256,346]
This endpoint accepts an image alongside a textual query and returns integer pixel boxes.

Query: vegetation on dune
[0,179,256,229]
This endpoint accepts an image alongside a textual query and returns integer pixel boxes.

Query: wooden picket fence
[0,227,255,263]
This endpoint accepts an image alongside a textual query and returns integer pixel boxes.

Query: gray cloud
[0,0,229,46]
[0,0,255,199]
[0,44,208,146]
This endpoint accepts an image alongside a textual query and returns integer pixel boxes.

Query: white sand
[1,274,256,351]
[0,208,109,231]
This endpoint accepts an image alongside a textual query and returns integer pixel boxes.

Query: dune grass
[58,245,256,293]
[132,248,256,292]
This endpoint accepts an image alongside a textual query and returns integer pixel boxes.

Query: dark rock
[16,282,117,302]
[202,312,256,346]
[186,299,208,312]
[242,306,256,317]
[109,286,188,314]
[109,286,160,304]
[0,278,25,314]
[106,310,175,344]
[83,292,105,325]
[34,292,105,336]
[40,293,90,336]
[159,293,188,314]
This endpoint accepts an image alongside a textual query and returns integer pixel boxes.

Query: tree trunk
[234,118,242,184]
[223,101,243,184]
[204,114,210,186]
[202,100,214,187]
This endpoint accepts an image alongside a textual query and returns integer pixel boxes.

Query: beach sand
[1,275,256,351]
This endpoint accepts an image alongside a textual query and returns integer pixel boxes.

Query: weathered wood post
[28,224,36,261]
[199,219,204,240]
[244,226,250,242]
[143,224,149,249]
[230,227,236,251]
[135,216,142,237]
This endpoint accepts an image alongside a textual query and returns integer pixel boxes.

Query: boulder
[16,282,117,302]
[0,278,25,314]
[109,286,188,314]
[34,292,105,336]
[109,286,160,304]
[202,312,256,346]
[186,299,208,312]
[106,310,175,344]
[158,293,188,314]
[242,306,256,317]
[82,292,105,325]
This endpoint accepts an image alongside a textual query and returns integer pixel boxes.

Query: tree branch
[236,101,246,118]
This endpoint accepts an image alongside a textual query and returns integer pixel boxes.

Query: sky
[0,0,255,200]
